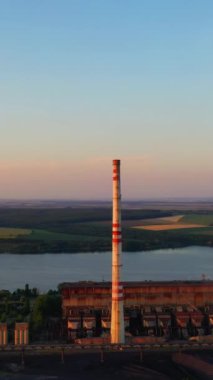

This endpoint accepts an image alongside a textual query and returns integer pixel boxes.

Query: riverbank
[0,234,213,254]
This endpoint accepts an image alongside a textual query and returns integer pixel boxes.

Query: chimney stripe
[113,223,120,227]
[112,238,122,243]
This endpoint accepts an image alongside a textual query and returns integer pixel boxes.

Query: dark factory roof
[58,280,213,290]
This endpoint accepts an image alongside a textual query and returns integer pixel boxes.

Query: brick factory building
[59,281,213,341]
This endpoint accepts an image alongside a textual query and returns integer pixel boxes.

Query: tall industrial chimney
[111,159,125,344]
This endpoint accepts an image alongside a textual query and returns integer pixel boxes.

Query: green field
[28,229,108,242]
[29,229,78,241]
[181,214,213,225]
[170,226,213,236]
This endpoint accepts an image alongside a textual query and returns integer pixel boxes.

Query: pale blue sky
[0,0,213,198]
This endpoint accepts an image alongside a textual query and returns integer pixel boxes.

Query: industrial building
[59,280,213,341]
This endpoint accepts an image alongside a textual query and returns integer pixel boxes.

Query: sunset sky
[0,0,213,199]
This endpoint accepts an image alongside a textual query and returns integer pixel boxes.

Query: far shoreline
[0,244,213,255]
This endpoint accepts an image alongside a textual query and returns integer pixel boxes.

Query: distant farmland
[0,228,31,239]
[138,224,205,231]
[181,213,213,225]
[0,208,213,253]
[133,215,207,231]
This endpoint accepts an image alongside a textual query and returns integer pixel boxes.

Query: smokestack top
[113,159,120,165]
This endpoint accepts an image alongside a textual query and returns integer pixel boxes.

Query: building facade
[59,281,213,340]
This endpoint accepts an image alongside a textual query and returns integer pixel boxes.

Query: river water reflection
[0,246,212,291]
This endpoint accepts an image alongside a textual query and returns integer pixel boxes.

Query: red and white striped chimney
[111,159,125,344]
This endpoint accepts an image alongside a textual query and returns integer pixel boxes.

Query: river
[0,246,212,291]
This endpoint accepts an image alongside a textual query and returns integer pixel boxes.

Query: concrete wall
[0,323,8,345]
[14,323,29,345]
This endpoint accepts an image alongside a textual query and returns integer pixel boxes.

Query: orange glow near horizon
[0,157,212,199]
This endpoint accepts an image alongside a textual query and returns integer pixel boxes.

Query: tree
[31,294,61,332]
[23,297,30,315]
[24,284,30,297]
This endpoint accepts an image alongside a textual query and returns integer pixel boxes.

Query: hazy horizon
[1,197,213,202]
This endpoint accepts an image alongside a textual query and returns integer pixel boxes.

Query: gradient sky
[0,0,213,199]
